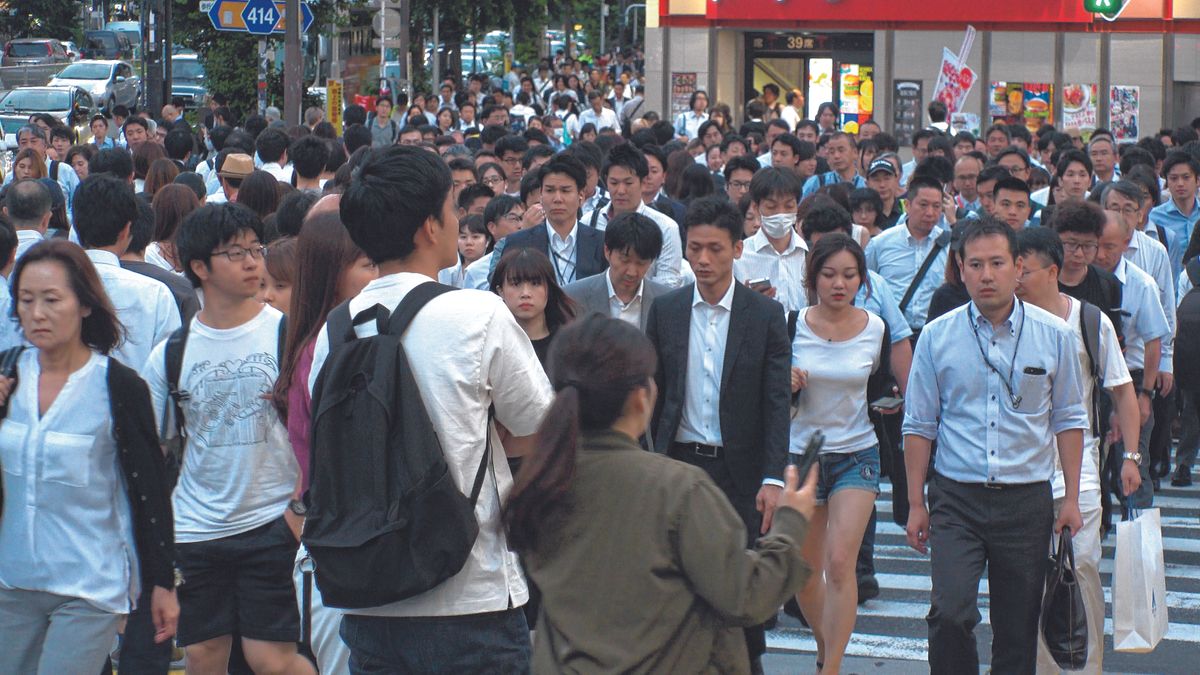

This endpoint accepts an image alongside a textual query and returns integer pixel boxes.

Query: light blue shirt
[856,270,914,343]
[673,111,708,140]
[1112,257,1171,372]
[0,273,21,352]
[801,171,866,199]
[1149,197,1200,276]
[903,300,1089,485]
[865,222,949,332]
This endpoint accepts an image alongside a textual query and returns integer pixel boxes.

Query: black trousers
[669,446,766,661]
[927,473,1052,675]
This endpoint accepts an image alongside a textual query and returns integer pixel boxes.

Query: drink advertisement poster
[931,47,976,114]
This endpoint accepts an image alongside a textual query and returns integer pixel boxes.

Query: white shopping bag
[1112,508,1168,652]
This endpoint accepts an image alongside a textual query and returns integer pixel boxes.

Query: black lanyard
[549,246,575,286]
[967,300,1027,411]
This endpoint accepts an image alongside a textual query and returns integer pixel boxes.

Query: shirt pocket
[0,420,28,476]
[1014,366,1051,415]
[41,430,94,488]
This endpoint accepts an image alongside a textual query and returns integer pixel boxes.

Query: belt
[672,441,722,458]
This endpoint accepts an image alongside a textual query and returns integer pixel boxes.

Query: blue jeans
[340,607,530,674]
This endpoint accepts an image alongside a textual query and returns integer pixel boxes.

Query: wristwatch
[1139,387,1156,399]
[1123,452,1143,465]
[287,498,308,516]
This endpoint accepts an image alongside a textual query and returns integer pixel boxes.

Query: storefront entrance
[744,32,874,132]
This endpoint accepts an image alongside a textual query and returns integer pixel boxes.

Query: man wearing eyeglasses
[1053,200,1127,350]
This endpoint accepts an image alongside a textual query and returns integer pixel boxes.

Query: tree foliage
[0,0,82,41]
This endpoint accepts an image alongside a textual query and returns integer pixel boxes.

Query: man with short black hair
[0,216,18,350]
[121,197,200,324]
[735,168,808,311]
[1149,151,1200,273]
[724,155,759,205]
[164,127,194,167]
[801,132,864,198]
[123,116,151,151]
[564,211,667,330]
[495,135,529,196]
[73,173,181,368]
[927,100,949,134]
[983,123,1012,160]
[369,97,399,148]
[90,147,135,183]
[901,129,937,187]
[992,176,1033,230]
[289,135,329,191]
[256,127,292,182]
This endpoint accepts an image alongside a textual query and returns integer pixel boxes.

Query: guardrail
[0,63,68,90]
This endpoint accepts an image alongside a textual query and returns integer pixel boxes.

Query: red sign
[703,0,1094,24]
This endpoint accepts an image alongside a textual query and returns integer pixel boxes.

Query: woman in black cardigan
[0,240,177,672]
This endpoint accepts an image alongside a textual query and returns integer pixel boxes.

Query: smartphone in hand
[789,430,825,478]
[748,277,772,293]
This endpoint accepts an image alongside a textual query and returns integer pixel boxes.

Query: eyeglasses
[482,176,505,186]
[501,212,524,223]
[729,180,751,190]
[212,245,266,262]
[1105,204,1139,216]
[1019,265,1049,279]
[1061,241,1099,254]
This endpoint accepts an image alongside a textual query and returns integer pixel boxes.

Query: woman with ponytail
[506,314,819,674]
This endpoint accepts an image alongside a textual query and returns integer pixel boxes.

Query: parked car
[0,86,93,149]
[1,39,71,68]
[170,54,208,109]
[81,31,133,61]
[61,40,80,61]
[49,60,140,114]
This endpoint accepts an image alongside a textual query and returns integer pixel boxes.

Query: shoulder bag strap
[899,230,951,313]
[164,322,191,441]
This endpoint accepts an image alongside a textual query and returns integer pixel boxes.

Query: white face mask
[759,212,796,239]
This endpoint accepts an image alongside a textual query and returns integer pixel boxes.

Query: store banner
[671,72,697,119]
[1110,85,1140,141]
[1061,84,1098,137]
[892,80,923,145]
[704,0,1094,24]
[931,48,977,114]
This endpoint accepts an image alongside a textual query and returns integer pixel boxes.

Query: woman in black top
[492,248,578,367]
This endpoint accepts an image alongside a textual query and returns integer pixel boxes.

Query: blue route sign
[206,0,314,35]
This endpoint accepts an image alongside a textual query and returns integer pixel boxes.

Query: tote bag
[1113,508,1168,652]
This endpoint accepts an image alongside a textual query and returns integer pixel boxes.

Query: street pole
[258,38,268,117]
[432,7,440,89]
[600,3,606,57]
[400,0,411,100]
[163,0,172,110]
[284,0,302,125]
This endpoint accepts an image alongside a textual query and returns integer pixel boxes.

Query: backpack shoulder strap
[1079,301,1103,380]
[49,160,59,181]
[1187,258,1200,288]
[588,207,603,230]
[787,310,799,342]
[277,313,287,361]
[164,320,191,440]
[384,282,458,336]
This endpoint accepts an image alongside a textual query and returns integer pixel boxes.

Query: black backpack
[1176,259,1200,386]
[302,282,491,609]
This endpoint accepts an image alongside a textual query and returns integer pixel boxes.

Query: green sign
[1083,0,1124,14]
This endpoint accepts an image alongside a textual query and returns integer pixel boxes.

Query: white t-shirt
[142,305,298,543]
[789,308,886,454]
[1052,297,1131,499]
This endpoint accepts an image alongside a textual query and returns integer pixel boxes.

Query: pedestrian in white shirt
[308,145,553,671]
[578,90,620,133]
[673,91,710,141]
[4,179,52,261]
[255,127,293,184]
[72,175,181,370]
[735,168,809,312]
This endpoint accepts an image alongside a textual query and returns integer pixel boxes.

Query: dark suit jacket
[652,194,687,225]
[563,272,669,331]
[489,221,608,285]
[646,282,791,496]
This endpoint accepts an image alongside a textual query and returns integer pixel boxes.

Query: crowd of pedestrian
[0,43,1195,675]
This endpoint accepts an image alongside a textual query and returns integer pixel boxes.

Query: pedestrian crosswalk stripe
[767,629,931,661]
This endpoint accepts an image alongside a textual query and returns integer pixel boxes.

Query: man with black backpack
[142,202,313,675]
[305,145,552,671]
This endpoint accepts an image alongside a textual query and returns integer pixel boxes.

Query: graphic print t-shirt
[143,305,298,543]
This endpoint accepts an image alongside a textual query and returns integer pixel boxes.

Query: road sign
[243,0,279,35]
[1083,0,1120,10]
[206,0,314,34]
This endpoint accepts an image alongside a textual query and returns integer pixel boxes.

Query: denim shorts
[816,446,881,504]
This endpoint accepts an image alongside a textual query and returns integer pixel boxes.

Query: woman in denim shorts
[788,233,899,674]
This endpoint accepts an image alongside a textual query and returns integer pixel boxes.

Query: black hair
[1052,199,1106,238]
[804,232,869,303]
[89,147,134,180]
[243,114,268,139]
[484,194,522,231]
[927,100,948,123]
[459,213,492,251]
[913,155,954,186]
[289,136,330,180]
[519,170,543,205]
[522,144,556,170]
[173,172,207,202]
[1124,165,1161,208]
[495,134,529,159]
[457,183,495,212]
[127,197,155,255]
[339,146,452,265]
[523,128,551,146]
[602,143,648,181]
[911,128,938,147]
[641,143,668,171]
[847,188,884,230]
[12,239,125,354]
[723,155,760,182]
[927,135,955,158]
[1007,123,1033,145]
[0,214,15,266]
[994,145,1031,169]
[208,125,233,153]
[1118,146,1156,175]
[274,190,320,238]
[749,166,801,204]
[984,124,1012,143]
[491,248,577,331]
[565,141,603,174]
[605,211,663,261]
[176,202,264,286]
[993,176,1031,199]
[540,154,588,190]
[1017,225,1064,270]
[770,133,804,161]
[5,179,51,225]
[1056,149,1093,177]
[1162,150,1200,179]
[977,164,1012,187]
[906,175,944,198]
[480,125,508,146]
[49,126,73,143]
[688,90,708,109]
[720,134,751,155]
[255,127,289,164]
[72,174,139,248]
[122,116,150,135]
[800,201,853,240]
[682,195,741,243]
[222,129,256,155]
[343,123,372,155]
[954,131,977,146]
[678,165,715,202]
[959,216,1018,260]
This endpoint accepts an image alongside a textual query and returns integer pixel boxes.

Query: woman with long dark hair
[506,314,817,673]
[491,248,577,366]
[148,184,201,273]
[0,240,177,672]
[236,169,281,221]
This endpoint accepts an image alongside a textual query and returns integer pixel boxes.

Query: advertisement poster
[670,72,697,119]
[325,78,343,136]
[808,58,834,121]
[950,112,981,137]
[839,64,874,134]
[989,81,1010,119]
[1061,83,1098,138]
[931,47,977,114]
[892,80,923,145]
[1022,83,1052,133]
[1110,85,1140,141]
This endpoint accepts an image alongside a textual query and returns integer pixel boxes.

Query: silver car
[49,60,139,114]
[0,86,93,150]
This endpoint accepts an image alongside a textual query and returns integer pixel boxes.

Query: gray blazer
[564,273,668,332]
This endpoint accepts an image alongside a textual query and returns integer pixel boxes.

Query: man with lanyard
[801,132,865,199]
[582,144,684,288]
[490,154,607,286]
[866,176,949,339]
[866,155,905,230]
[1149,151,1200,275]
[904,217,1087,675]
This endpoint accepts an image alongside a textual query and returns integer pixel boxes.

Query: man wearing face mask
[733,168,808,311]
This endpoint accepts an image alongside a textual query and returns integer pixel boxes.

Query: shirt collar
[84,249,120,267]
[1168,196,1200,219]
[691,278,736,311]
[546,221,578,246]
[969,297,1022,336]
[1112,256,1129,283]
[904,221,943,245]
[749,228,805,254]
[605,270,644,304]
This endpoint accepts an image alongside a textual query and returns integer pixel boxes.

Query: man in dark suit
[645,196,792,674]
[490,154,607,286]
[564,211,668,331]
[642,144,687,224]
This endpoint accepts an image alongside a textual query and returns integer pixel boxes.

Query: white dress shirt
[85,249,181,370]
[547,222,579,286]
[582,202,684,288]
[606,271,643,326]
[734,230,809,312]
[14,229,43,260]
[578,106,620,133]
[676,280,735,446]
[261,161,294,184]
[308,272,554,618]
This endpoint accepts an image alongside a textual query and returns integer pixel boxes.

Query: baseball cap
[868,157,898,177]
